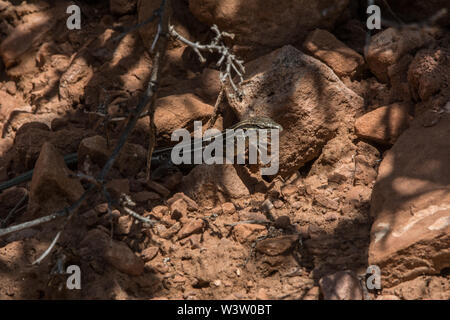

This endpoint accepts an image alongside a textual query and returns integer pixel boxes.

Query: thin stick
[32,231,62,265]
[122,206,157,226]
[207,86,225,129]
[0,186,93,238]
[145,0,171,181]
[224,220,271,228]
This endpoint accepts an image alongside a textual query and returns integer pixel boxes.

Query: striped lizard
[0,117,282,192]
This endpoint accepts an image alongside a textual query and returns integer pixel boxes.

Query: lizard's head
[254,117,283,132]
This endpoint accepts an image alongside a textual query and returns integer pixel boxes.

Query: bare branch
[32,231,62,265]
[207,87,225,129]
[117,194,157,226]
[0,185,94,238]
[168,24,245,97]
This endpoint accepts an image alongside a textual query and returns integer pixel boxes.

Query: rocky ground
[0,0,449,300]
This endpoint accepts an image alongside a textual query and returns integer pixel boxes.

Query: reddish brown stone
[304,29,364,78]
[355,103,411,145]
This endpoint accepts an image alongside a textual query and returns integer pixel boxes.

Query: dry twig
[169,24,245,96]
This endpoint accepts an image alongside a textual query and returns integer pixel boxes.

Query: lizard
[0,116,282,192]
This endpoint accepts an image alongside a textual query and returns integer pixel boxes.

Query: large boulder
[369,111,450,287]
[226,45,364,177]
[188,0,350,58]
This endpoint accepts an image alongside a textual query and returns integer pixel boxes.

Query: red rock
[78,135,146,176]
[0,90,26,125]
[319,270,363,300]
[346,185,372,209]
[156,222,182,239]
[104,240,144,276]
[4,81,16,95]
[162,171,183,191]
[116,215,133,235]
[226,45,364,176]
[0,0,9,11]
[182,164,253,208]
[77,135,113,167]
[281,184,297,197]
[29,142,84,217]
[369,112,450,287]
[303,29,364,79]
[382,276,450,300]
[143,180,171,198]
[11,126,88,172]
[141,246,159,262]
[133,191,159,203]
[408,48,450,102]
[199,68,222,102]
[116,142,147,177]
[178,219,205,240]
[167,193,198,211]
[169,198,188,220]
[154,93,213,143]
[355,103,411,145]
[314,194,339,211]
[50,118,68,131]
[354,155,378,186]
[151,205,169,219]
[365,28,432,83]
[233,224,267,244]
[221,202,236,215]
[255,235,299,256]
[80,228,111,257]
[273,216,291,229]
[11,124,89,171]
